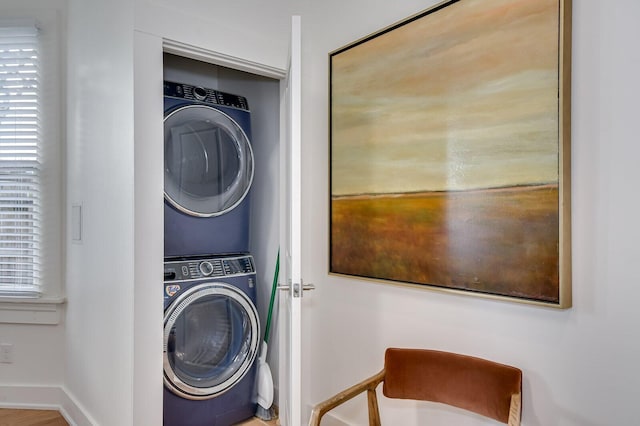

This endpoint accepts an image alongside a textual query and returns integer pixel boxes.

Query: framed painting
[329,0,572,307]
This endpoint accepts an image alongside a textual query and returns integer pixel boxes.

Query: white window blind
[0,25,41,297]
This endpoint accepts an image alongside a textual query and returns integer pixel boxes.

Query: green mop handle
[263,249,280,343]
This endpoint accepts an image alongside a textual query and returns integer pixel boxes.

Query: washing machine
[163,254,260,426]
[164,80,254,257]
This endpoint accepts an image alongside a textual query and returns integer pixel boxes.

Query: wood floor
[0,409,279,425]
[0,409,68,426]
[235,416,280,426]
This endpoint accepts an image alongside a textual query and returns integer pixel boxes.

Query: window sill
[0,297,66,325]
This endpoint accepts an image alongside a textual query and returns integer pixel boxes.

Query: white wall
[66,0,135,424]
[0,323,65,387]
[302,1,640,425]
[135,0,293,72]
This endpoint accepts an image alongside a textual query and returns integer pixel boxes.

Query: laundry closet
[160,51,283,425]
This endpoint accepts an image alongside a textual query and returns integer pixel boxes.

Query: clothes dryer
[163,254,260,426]
[164,80,254,257]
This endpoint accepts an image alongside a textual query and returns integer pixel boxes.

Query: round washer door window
[163,282,260,400]
[164,105,254,217]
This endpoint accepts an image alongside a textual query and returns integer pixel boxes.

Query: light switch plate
[72,204,82,242]
[0,343,13,363]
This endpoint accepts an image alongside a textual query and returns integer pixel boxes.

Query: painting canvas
[329,0,572,307]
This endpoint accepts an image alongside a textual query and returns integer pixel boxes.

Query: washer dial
[199,261,214,276]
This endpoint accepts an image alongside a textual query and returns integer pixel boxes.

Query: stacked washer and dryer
[162,80,261,426]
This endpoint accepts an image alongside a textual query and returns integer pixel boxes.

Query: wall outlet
[0,343,13,363]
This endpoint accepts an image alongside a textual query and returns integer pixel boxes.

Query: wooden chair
[309,348,522,426]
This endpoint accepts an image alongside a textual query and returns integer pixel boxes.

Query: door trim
[163,38,287,80]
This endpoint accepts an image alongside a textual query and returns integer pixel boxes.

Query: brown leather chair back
[383,348,522,424]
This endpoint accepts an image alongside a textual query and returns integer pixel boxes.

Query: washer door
[164,105,254,217]
[163,282,260,400]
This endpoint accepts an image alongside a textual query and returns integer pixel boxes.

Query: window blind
[0,25,41,297]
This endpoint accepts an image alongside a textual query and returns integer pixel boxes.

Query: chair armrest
[309,369,386,426]
[508,392,521,426]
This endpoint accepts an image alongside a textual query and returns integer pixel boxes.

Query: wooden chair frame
[309,349,522,426]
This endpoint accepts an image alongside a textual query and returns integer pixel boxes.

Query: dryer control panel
[164,80,249,111]
[164,254,255,282]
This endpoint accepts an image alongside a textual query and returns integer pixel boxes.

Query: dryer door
[164,105,254,217]
[163,282,260,400]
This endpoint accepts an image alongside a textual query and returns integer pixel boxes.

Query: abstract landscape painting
[329,0,571,306]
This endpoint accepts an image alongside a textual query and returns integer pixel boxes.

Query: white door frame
[278,15,304,426]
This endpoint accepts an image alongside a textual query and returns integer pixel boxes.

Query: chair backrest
[383,348,522,424]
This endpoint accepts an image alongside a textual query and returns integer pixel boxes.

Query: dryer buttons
[199,261,214,277]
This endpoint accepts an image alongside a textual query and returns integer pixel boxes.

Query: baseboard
[0,384,65,411]
[0,385,95,426]
[318,412,351,426]
[59,386,98,426]
[305,403,351,426]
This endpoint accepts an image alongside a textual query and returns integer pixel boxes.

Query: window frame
[0,5,65,323]
[0,24,42,298]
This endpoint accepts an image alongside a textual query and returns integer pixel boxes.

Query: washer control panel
[164,254,255,282]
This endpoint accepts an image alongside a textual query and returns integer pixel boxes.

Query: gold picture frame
[329,0,572,307]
